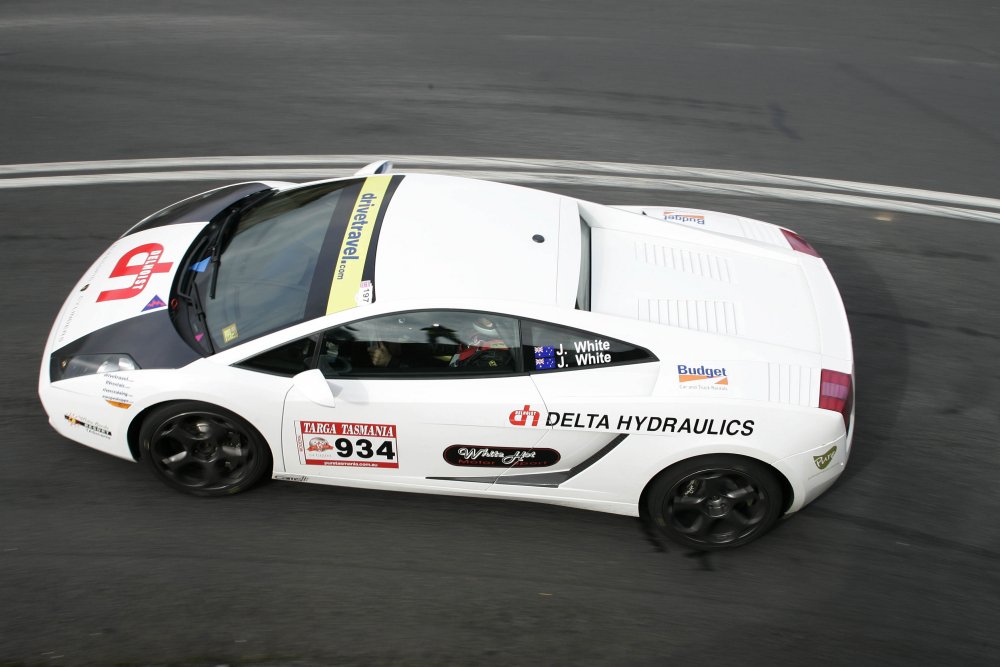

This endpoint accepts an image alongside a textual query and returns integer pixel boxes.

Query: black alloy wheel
[139,401,271,497]
[646,456,783,550]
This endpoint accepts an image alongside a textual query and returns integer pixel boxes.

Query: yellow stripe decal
[326,175,391,314]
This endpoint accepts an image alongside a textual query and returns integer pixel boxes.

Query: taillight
[819,369,853,430]
[781,228,821,257]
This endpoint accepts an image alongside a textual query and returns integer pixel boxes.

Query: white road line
[4,155,1000,211]
[3,155,999,210]
[1,156,998,224]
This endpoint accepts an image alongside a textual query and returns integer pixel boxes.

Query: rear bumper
[775,403,854,514]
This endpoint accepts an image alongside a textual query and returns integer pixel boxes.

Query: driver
[450,316,513,370]
[369,340,402,368]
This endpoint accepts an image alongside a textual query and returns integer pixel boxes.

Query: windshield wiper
[173,273,216,355]
[189,280,216,354]
[207,189,275,299]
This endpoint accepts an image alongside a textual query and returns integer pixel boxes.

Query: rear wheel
[646,456,783,550]
[139,401,272,497]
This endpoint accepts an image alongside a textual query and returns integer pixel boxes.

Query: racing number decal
[97,243,173,302]
[296,421,399,468]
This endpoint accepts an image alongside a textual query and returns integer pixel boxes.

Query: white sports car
[39,160,854,550]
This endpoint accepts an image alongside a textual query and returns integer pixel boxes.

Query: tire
[139,401,272,497]
[646,455,783,550]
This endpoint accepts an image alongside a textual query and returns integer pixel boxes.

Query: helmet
[472,315,498,337]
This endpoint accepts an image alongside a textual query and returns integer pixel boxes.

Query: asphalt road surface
[2,2,998,665]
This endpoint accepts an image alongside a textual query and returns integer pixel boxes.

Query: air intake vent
[768,364,819,406]
[633,242,733,283]
[737,218,786,246]
[639,299,739,335]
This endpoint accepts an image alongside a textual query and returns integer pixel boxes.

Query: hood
[50,222,206,348]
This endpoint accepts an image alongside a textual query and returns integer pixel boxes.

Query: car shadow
[819,242,909,484]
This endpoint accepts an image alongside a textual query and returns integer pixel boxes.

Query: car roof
[371,174,576,307]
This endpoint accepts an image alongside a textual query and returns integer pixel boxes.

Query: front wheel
[139,401,272,497]
[646,456,783,550]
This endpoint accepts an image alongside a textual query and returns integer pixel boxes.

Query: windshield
[173,175,401,354]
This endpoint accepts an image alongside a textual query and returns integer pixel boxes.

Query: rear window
[523,320,654,372]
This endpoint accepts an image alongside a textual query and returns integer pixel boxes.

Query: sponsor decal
[677,364,729,391]
[56,301,82,344]
[327,176,391,314]
[525,411,754,436]
[97,243,173,302]
[142,294,167,312]
[295,420,399,468]
[443,445,561,468]
[509,405,541,427]
[306,437,333,452]
[355,279,374,306]
[663,211,706,225]
[222,323,239,344]
[102,373,134,409]
[273,474,308,482]
[813,446,837,470]
[64,413,112,439]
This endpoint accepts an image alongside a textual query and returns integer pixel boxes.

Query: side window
[237,335,318,376]
[319,310,521,378]
[523,320,654,372]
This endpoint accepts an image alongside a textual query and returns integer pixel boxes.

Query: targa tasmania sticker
[296,421,399,468]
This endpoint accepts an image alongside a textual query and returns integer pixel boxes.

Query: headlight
[56,354,140,381]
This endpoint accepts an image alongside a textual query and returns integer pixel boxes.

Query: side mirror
[353,160,393,176]
[291,369,337,407]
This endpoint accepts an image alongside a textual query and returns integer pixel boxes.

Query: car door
[278,309,549,490]
[494,318,660,487]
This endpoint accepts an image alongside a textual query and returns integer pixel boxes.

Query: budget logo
[677,364,729,390]
[663,211,706,225]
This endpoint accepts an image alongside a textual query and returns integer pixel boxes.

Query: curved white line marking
[4,154,1000,211]
[1,156,998,224]
[4,155,1000,211]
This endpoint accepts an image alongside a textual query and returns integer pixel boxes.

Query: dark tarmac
[1,2,998,664]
